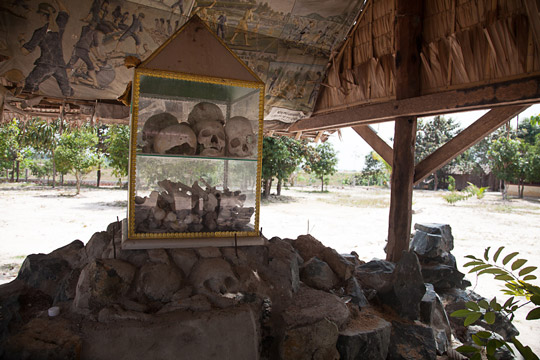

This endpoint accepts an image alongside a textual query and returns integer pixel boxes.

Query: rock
[282,286,350,330]
[168,248,198,277]
[49,240,88,269]
[114,249,149,268]
[267,238,300,303]
[137,263,183,302]
[189,258,239,294]
[54,268,81,303]
[73,259,136,312]
[300,257,338,291]
[196,247,222,258]
[85,231,111,261]
[322,247,354,281]
[380,251,425,321]
[410,224,454,260]
[421,263,468,292]
[355,259,395,293]
[291,234,326,262]
[420,284,451,355]
[16,254,71,299]
[3,317,81,360]
[0,280,25,353]
[341,253,364,267]
[280,318,339,360]
[147,249,170,264]
[337,309,391,360]
[344,277,369,308]
[98,305,152,322]
[387,321,437,360]
[158,294,212,313]
[81,304,260,360]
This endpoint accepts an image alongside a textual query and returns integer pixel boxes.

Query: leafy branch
[450,246,540,360]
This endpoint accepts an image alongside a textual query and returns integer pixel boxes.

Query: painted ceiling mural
[0,0,365,123]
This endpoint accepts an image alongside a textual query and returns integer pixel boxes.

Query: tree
[360,151,390,186]
[0,119,31,182]
[54,126,99,194]
[304,142,338,192]
[415,116,460,190]
[104,124,130,185]
[488,137,522,199]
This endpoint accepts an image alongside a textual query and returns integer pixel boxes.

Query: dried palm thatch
[315,0,539,116]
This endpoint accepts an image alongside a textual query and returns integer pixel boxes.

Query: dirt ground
[1,183,539,354]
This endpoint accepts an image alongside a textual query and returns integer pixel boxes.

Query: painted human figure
[216,13,227,40]
[230,7,253,45]
[114,12,145,54]
[67,21,103,88]
[20,0,73,97]
[170,0,184,16]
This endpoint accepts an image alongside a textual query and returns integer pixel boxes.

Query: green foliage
[448,176,456,192]
[416,116,460,189]
[464,182,488,199]
[303,142,338,192]
[104,125,130,180]
[358,151,390,186]
[451,247,540,360]
[54,127,99,194]
[442,191,471,204]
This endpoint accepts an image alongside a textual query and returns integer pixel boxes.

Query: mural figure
[230,7,254,46]
[19,0,73,97]
[113,12,145,55]
[216,12,226,40]
[192,0,215,22]
[66,21,103,89]
[170,0,184,16]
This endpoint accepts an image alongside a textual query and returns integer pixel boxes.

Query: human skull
[187,102,224,127]
[225,116,256,157]
[153,123,197,155]
[193,119,226,156]
[141,112,178,153]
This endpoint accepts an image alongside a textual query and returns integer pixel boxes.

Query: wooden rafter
[413,105,528,184]
[289,76,540,132]
[524,0,540,61]
[352,125,393,166]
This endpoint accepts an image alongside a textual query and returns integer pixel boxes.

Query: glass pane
[133,155,257,234]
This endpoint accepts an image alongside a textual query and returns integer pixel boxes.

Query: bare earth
[1,183,539,354]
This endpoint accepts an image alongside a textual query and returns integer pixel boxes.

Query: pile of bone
[134,179,254,234]
[140,102,256,158]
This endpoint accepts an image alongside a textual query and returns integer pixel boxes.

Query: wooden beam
[386,0,422,263]
[387,117,417,263]
[352,125,394,166]
[414,105,527,184]
[524,0,540,60]
[288,75,540,132]
[314,131,324,142]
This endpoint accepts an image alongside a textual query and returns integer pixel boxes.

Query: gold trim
[136,67,262,90]
[126,68,264,244]
[140,15,263,84]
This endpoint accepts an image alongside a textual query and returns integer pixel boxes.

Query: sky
[327,104,540,171]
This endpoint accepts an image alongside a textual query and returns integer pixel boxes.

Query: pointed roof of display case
[139,15,261,83]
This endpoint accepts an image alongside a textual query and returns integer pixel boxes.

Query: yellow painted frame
[125,68,265,248]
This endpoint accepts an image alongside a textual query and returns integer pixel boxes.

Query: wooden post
[386,0,422,262]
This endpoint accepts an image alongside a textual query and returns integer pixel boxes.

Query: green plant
[451,247,540,360]
[448,175,456,192]
[464,182,488,199]
[442,191,471,204]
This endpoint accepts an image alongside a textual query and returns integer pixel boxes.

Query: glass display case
[123,68,264,249]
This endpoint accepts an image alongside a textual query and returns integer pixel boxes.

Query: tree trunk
[75,172,81,195]
[52,149,56,188]
[277,178,282,196]
[502,180,507,200]
[15,160,20,182]
[97,165,101,187]
[433,172,438,191]
[320,176,324,192]
[519,180,524,199]
[263,178,271,198]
